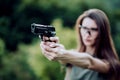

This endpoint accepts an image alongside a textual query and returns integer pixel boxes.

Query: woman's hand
[40,36,66,61]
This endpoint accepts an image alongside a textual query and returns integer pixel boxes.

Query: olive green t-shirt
[70,66,108,80]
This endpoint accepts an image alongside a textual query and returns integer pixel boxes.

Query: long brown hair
[75,9,120,80]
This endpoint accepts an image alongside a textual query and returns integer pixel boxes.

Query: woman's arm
[40,37,110,73]
[64,67,72,80]
[59,50,110,73]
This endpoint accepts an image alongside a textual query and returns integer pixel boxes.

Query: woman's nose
[86,30,91,36]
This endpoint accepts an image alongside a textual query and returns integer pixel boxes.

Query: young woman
[40,9,120,80]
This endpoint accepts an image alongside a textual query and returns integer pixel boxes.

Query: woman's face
[80,17,99,47]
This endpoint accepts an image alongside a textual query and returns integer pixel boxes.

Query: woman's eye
[82,27,87,30]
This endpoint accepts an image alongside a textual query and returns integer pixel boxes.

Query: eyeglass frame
[79,25,98,35]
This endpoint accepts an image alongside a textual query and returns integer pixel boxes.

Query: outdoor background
[0,0,120,80]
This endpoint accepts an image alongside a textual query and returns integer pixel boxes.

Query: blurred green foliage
[0,0,120,80]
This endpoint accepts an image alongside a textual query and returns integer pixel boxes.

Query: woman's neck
[86,46,95,56]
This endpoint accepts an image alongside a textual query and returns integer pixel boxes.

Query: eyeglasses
[79,25,98,35]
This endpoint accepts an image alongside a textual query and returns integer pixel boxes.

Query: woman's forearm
[59,50,92,68]
[64,67,72,80]
[59,50,110,73]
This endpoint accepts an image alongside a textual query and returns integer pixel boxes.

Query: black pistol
[31,23,56,41]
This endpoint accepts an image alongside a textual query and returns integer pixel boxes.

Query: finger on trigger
[43,36,49,41]
[50,37,59,43]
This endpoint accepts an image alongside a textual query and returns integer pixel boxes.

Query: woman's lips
[85,39,91,42]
